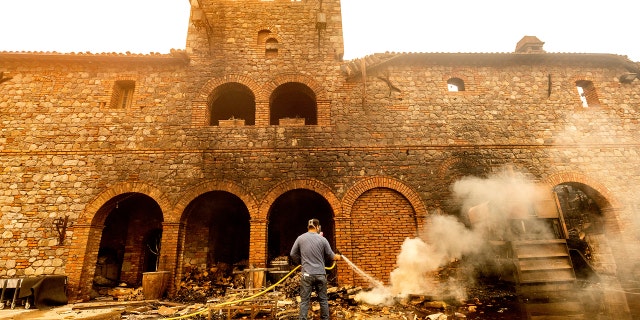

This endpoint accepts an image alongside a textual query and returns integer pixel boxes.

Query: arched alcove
[208,82,256,126]
[269,82,317,125]
[181,191,251,269]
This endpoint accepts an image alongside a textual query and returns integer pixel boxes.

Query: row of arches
[65,172,622,302]
[209,82,318,126]
[66,177,427,301]
[196,74,329,127]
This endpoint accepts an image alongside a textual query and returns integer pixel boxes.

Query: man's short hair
[307,219,320,230]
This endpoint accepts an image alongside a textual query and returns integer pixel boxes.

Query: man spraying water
[290,218,341,320]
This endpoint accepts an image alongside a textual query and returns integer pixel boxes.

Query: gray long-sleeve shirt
[290,231,335,275]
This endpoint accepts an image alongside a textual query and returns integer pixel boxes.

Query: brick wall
[349,188,417,286]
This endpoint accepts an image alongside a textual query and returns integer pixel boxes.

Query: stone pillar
[160,221,184,296]
[249,218,267,268]
[65,223,103,302]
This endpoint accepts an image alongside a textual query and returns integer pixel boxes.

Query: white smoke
[355,168,553,305]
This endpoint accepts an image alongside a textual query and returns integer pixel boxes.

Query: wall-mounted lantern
[53,216,69,245]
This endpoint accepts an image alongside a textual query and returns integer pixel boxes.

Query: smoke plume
[355,168,553,305]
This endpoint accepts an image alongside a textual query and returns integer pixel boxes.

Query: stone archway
[180,191,251,268]
[67,183,170,302]
[171,180,257,295]
[92,193,164,288]
[542,172,622,275]
[257,179,341,270]
[266,188,336,285]
[267,189,335,260]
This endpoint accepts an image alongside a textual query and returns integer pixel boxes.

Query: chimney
[515,36,545,53]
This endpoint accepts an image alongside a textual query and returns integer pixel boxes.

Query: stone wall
[0,1,638,313]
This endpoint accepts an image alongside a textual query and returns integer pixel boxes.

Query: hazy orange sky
[1,0,638,62]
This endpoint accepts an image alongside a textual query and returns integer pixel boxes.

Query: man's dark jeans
[299,273,330,320]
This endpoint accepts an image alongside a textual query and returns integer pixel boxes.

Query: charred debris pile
[88,260,521,319]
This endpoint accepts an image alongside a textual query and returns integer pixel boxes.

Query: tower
[186,0,345,127]
[186,0,344,64]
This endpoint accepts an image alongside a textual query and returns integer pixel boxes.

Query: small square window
[110,80,135,109]
[575,80,599,108]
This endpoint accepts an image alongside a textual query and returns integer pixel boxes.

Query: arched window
[258,30,279,58]
[265,38,279,58]
[257,30,271,45]
[270,82,317,125]
[208,82,256,126]
[575,80,599,108]
[447,77,465,92]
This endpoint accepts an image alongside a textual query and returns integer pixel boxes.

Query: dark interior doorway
[94,193,163,289]
[182,191,251,269]
[267,189,335,262]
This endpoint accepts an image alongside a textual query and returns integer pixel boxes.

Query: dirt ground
[0,281,524,320]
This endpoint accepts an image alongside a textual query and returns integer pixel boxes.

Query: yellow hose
[164,261,337,319]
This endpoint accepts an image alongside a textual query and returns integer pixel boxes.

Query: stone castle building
[1,0,639,317]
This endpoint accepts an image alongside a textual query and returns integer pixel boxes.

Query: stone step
[525,301,584,319]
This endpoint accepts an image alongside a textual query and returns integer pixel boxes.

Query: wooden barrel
[142,271,170,300]
[270,259,291,271]
[269,258,292,283]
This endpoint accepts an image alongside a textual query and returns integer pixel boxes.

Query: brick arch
[255,26,283,45]
[196,75,266,102]
[443,74,467,91]
[79,182,171,225]
[341,176,428,220]
[263,73,327,101]
[540,171,620,209]
[340,176,427,286]
[437,156,465,180]
[436,155,488,180]
[174,179,259,223]
[257,179,342,221]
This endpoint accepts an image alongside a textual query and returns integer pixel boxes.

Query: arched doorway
[92,193,163,292]
[553,183,606,278]
[267,189,335,267]
[181,191,251,270]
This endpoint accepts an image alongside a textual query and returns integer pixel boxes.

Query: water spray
[340,255,385,289]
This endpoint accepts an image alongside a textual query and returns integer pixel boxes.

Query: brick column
[160,221,184,296]
[66,223,103,302]
[249,218,267,267]
[600,207,630,275]
[255,101,269,126]
[317,100,331,126]
[334,216,354,285]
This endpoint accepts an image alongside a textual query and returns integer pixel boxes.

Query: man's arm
[322,239,340,261]
[290,237,301,265]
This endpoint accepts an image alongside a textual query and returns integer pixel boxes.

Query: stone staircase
[511,239,585,319]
